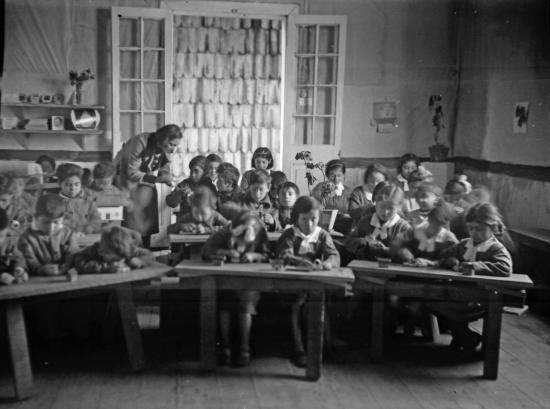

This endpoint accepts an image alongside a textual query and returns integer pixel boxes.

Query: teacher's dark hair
[154,124,182,144]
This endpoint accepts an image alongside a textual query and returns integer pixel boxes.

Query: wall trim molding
[341,156,550,183]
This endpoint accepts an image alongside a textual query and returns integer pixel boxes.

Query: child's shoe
[219,348,231,366]
[234,350,250,367]
[292,350,307,368]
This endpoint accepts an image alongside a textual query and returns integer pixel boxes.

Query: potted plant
[428,95,450,162]
[69,69,94,105]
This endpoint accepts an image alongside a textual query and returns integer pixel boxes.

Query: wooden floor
[1,311,550,409]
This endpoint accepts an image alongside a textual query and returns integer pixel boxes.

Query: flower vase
[74,83,83,105]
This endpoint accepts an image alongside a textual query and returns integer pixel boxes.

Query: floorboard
[0,312,549,409]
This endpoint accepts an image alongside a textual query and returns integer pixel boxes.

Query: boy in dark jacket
[18,193,79,276]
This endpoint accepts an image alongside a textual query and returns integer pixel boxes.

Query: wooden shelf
[0,129,104,135]
[2,103,105,110]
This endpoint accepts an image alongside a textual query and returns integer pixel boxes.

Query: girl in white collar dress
[432,202,513,353]
[346,184,412,261]
[277,196,340,367]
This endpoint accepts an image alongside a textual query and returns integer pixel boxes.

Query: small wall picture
[513,102,529,134]
[50,116,65,130]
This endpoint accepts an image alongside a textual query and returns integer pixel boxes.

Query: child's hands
[84,225,95,234]
[107,260,130,274]
[241,252,265,263]
[180,223,197,233]
[13,267,28,283]
[413,258,436,267]
[75,231,85,238]
[196,224,207,234]
[262,213,274,225]
[321,261,333,270]
[366,237,387,250]
[41,264,60,276]
[128,257,145,269]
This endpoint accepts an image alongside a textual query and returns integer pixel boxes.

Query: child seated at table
[433,202,513,352]
[404,201,459,266]
[275,182,300,230]
[220,169,277,232]
[406,183,443,228]
[18,193,80,276]
[349,163,388,222]
[240,147,274,191]
[10,172,36,218]
[268,171,288,209]
[36,154,58,183]
[0,173,33,234]
[346,184,412,262]
[166,155,206,215]
[73,226,154,274]
[0,207,28,284]
[403,166,433,214]
[57,163,102,234]
[201,211,271,367]
[89,162,130,205]
[215,162,243,207]
[203,153,223,190]
[276,196,340,367]
[167,185,228,234]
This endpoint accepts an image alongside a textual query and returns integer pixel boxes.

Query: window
[111,8,172,154]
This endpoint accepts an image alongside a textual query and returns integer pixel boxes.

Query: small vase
[74,84,83,105]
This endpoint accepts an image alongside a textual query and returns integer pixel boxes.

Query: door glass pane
[317,57,337,85]
[144,19,164,48]
[144,113,163,133]
[120,113,140,143]
[315,87,336,115]
[314,117,334,145]
[318,25,338,53]
[144,51,164,79]
[144,82,164,111]
[120,51,140,78]
[298,25,316,53]
[296,87,314,115]
[297,57,314,85]
[120,18,140,47]
[120,82,140,110]
[294,117,312,145]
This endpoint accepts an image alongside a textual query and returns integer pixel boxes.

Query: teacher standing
[114,124,182,242]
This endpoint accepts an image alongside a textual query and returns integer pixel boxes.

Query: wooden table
[349,260,533,380]
[173,260,354,381]
[0,261,172,400]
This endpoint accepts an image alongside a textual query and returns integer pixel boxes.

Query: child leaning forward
[201,211,271,367]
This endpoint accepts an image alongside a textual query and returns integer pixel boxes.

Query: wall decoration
[50,116,64,130]
[171,16,282,182]
[372,101,397,133]
[514,102,529,134]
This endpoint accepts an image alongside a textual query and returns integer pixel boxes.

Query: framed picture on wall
[50,116,65,130]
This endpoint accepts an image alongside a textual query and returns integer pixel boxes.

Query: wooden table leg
[370,285,385,363]
[482,289,504,380]
[200,276,217,373]
[116,283,144,372]
[5,300,33,400]
[306,289,325,381]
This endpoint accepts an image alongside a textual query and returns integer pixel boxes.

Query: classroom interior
[1,0,550,407]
